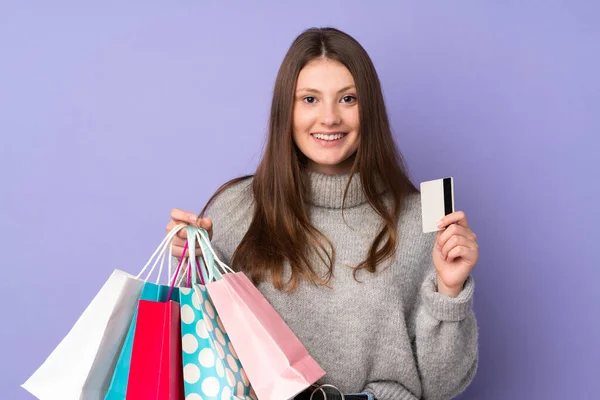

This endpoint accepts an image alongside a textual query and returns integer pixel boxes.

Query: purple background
[1,1,598,399]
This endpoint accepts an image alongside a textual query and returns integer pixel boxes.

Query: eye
[303,96,317,104]
[341,95,357,103]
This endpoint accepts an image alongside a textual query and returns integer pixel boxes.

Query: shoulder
[201,176,254,263]
[204,176,254,218]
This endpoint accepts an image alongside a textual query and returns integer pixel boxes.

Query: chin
[309,156,345,167]
[307,155,355,173]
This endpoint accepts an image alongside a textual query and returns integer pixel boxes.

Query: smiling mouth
[310,132,348,141]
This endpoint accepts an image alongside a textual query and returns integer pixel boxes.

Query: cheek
[349,109,360,130]
[346,109,360,150]
[292,109,308,145]
[293,108,313,131]
[341,107,360,131]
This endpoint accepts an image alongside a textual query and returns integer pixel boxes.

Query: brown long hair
[200,27,417,292]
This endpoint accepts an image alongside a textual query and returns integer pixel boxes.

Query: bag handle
[166,239,189,301]
[136,223,187,283]
[174,243,189,287]
[168,226,234,284]
[196,229,217,282]
[310,384,345,400]
[195,228,235,282]
[187,225,213,285]
[165,234,211,302]
[170,231,208,288]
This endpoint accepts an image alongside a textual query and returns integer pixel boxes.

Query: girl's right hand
[166,208,213,258]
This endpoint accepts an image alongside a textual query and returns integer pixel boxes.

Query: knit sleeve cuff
[421,272,475,322]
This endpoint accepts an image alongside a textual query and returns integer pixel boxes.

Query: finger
[170,208,200,225]
[165,219,178,233]
[440,235,478,260]
[173,245,204,260]
[171,236,186,248]
[167,222,190,239]
[166,220,191,240]
[436,224,476,248]
[437,211,469,230]
[446,245,477,263]
[197,218,213,239]
[171,217,212,241]
[171,244,188,258]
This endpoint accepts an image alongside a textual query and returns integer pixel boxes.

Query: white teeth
[312,133,346,141]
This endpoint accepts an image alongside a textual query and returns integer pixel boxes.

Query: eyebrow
[295,85,356,94]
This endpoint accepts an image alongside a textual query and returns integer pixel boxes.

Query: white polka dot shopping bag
[187,227,326,400]
[179,286,256,400]
[179,226,257,400]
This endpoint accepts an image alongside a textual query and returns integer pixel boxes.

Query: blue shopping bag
[179,226,256,400]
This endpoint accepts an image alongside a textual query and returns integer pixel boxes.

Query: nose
[320,102,342,126]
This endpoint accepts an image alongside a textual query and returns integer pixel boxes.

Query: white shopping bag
[22,224,188,400]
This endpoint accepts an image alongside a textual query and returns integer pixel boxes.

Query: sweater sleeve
[395,191,479,399]
[411,260,478,400]
[410,268,479,400]
[409,223,479,400]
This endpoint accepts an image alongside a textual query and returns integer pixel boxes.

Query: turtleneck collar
[304,170,369,209]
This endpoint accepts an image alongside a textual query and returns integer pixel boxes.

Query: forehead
[296,58,355,89]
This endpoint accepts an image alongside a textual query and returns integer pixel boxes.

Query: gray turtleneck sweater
[198,172,478,400]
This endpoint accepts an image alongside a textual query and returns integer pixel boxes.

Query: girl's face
[292,58,360,175]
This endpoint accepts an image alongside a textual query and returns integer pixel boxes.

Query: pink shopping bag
[192,228,325,400]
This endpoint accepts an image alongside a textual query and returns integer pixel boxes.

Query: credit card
[420,177,454,233]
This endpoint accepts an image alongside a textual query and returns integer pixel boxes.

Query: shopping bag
[193,228,326,400]
[123,227,190,400]
[21,270,144,400]
[105,282,178,399]
[178,226,256,399]
[125,293,183,400]
[22,223,189,400]
[105,227,189,400]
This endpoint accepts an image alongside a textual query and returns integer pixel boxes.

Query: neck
[303,169,367,209]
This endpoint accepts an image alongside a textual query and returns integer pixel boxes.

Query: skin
[166,59,479,297]
[434,212,479,297]
[292,58,360,175]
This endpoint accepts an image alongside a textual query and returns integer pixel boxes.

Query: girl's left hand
[432,211,479,297]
